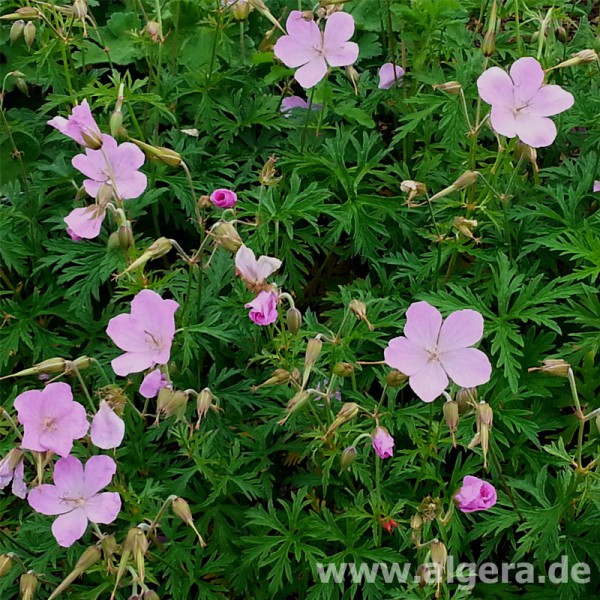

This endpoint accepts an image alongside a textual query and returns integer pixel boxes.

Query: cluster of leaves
[0,0,599,599]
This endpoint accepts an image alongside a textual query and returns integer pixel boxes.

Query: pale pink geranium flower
[594,181,600,193]
[372,426,394,459]
[274,11,359,89]
[72,134,147,200]
[90,401,125,450]
[28,455,121,547]
[245,290,279,325]
[139,368,168,399]
[384,301,492,403]
[106,289,179,376]
[14,382,89,457]
[48,99,103,149]
[235,244,282,291]
[477,57,574,148]
[0,449,27,499]
[64,204,106,240]
[378,63,405,90]
[454,475,497,513]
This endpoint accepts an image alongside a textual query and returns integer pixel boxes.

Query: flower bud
[324,402,360,437]
[211,221,242,252]
[430,539,447,583]
[0,555,12,577]
[117,222,134,249]
[528,359,570,377]
[429,171,478,202]
[199,194,212,209]
[144,591,160,600]
[482,30,495,57]
[110,109,124,138]
[133,139,183,167]
[286,307,302,334]
[340,446,357,471]
[476,402,493,469]
[48,546,102,600]
[0,8,40,20]
[123,528,148,585]
[15,78,28,96]
[333,362,354,377]
[230,0,251,21]
[443,400,459,447]
[553,49,598,70]
[554,26,567,43]
[10,20,25,42]
[195,387,219,428]
[515,141,538,165]
[23,22,36,48]
[302,337,323,388]
[410,513,423,530]
[118,237,172,277]
[277,390,311,425]
[432,81,462,94]
[456,387,477,413]
[386,369,408,387]
[251,368,292,390]
[20,572,37,600]
[349,299,374,331]
[73,0,88,20]
[259,155,280,186]
[172,497,207,547]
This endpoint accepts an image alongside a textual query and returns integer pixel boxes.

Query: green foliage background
[0,0,599,598]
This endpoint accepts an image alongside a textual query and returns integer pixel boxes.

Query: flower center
[427,349,441,362]
[62,495,86,508]
[42,417,57,432]
[144,330,163,351]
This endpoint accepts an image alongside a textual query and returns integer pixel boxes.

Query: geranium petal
[323,11,355,47]
[441,347,492,388]
[52,508,88,547]
[28,485,72,515]
[408,361,449,403]
[515,114,557,148]
[115,142,145,171]
[477,67,514,107]
[14,390,44,423]
[64,206,106,239]
[438,309,484,351]
[294,57,328,89]
[384,336,430,376]
[111,351,156,376]
[53,456,84,496]
[90,401,125,450]
[527,85,574,117]
[325,41,359,68]
[83,455,117,496]
[403,301,443,350]
[85,492,121,524]
[510,57,545,104]
[114,170,147,200]
[274,36,318,69]
[490,105,517,138]
[255,256,282,281]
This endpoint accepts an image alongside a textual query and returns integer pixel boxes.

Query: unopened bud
[251,368,292,390]
[456,387,477,413]
[286,307,302,334]
[410,513,423,530]
[118,237,172,277]
[400,180,427,196]
[386,369,408,387]
[515,141,537,164]
[528,359,570,377]
[302,337,323,388]
[340,446,357,471]
[48,546,102,600]
[432,81,462,94]
[349,299,374,331]
[476,402,493,469]
[73,0,88,20]
[144,591,160,600]
[333,362,354,377]
[443,400,459,447]
[554,26,567,43]
[278,390,311,425]
[123,528,148,584]
[1,7,40,20]
[324,402,360,437]
[145,20,162,42]
[0,555,12,577]
[132,139,182,167]
[553,49,598,70]
[10,20,25,42]
[211,221,242,252]
[23,22,36,48]
[20,572,38,600]
[429,171,478,202]
[195,387,219,428]
[230,0,251,20]
[172,497,207,547]
[482,30,495,56]
[110,109,124,138]
[15,78,28,96]
[117,222,134,249]
[430,539,447,573]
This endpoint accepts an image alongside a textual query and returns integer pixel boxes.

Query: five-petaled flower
[106,289,179,376]
[235,244,282,291]
[64,204,107,240]
[48,99,103,149]
[477,57,574,148]
[274,11,359,89]
[14,382,89,457]
[28,455,121,547]
[245,290,279,326]
[384,301,492,403]
[454,475,497,513]
[72,134,147,200]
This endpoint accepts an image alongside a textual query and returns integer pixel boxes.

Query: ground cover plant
[0,0,599,598]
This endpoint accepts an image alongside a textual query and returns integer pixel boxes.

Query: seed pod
[20,572,38,600]
[144,591,160,600]
[172,497,207,547]
[0,555,12,577]
[443,400,459,447]
[110,109,124,138]
[0,7,39,20]
[333,362,354,377]
[528,358,570,377]
[482,30,495,57]
[302,337,323,388]
[432,81,462,94]
[259,155,280,186]
[15,78,29,96]
[73,0,88,20]
[117,222,134,249]
[195,387,219,428]
[251,368,292,390]
[277,390,311,425]
[230,0,251,21]
[117,237,172,277]
[324,402,360,437]
[349,300,374,331]
[10,20,25,42]
[429,171,478,202]
[476,402,494,469]
[386,369,408,387]
[48,546,101,600]
[340,446,357,471]
[286,307,302,334]
[157,388,188,420]
[122,528,149,585]
[23,22,35,48]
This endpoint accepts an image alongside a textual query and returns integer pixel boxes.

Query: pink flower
[139,368,168,399]
[66,227,83,241]
[235,244,282,290]
[281,96,322,115]
[245,290,279,325]
[274,11,359,89]
[210,188,238,208]
[454,475,497,513]
[28,455,121,547]
[0,449,27,499]
[372,426,394,459]
[477,57,574,148]
[384,301,492,403]
[90,401,125,450]
[64,205,106,240]
[378,62,405,90]
[48,99,102,149]
[594,181,600,193]
[106,289,179,376]
[72,134,147,200]
[14,382,89,457]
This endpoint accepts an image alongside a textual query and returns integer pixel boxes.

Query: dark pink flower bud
[454,475,497,512]
[371,426,394,459]
[209,188,237,209]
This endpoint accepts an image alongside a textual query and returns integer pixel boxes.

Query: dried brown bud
[157,388,188,420]
[386,369,408,387]
[432,81,462,94]
[349,299,374,331]
[259,155,280,186]
[0,555,12,577]
[144,20,162,42]
[528,359,570,377]
[73,0,88,20]
[172,497,207,547]
[20,572,38,600]
[453,216,479,241]
[333,362,354,377]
